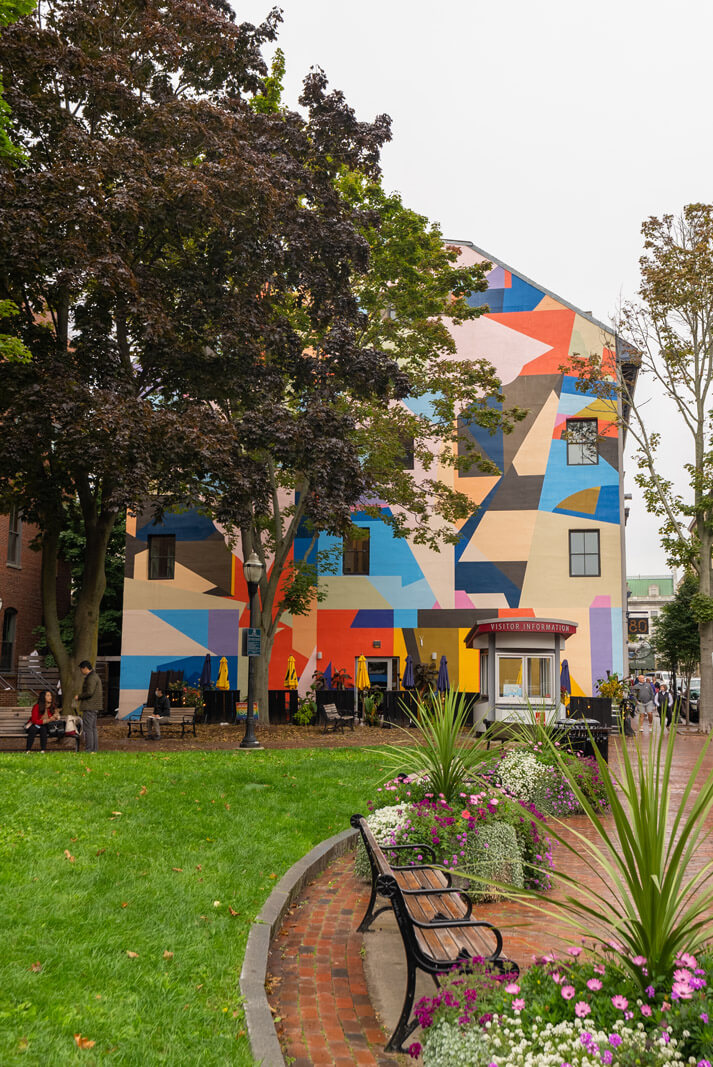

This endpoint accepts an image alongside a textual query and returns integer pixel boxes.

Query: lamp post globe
[241,552,264,749]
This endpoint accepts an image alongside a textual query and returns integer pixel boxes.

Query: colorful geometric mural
[118,241,627,715]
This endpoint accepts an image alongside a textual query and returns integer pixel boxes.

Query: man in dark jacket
[75,660,103,752]
[146,687,171,740]
[635,674,655,732]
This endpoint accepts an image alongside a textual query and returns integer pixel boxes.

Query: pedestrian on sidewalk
[635,674,655,733]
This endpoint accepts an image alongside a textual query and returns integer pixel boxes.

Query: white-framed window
[496,654,554,703]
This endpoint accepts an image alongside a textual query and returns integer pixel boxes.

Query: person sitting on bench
[146,687,171,739]
[26,689,61,752]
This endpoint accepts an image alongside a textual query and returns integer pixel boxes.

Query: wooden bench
[351,813,517,1053]
[125,706,196,738]
[321,702,354,733]
[0,707,81,751]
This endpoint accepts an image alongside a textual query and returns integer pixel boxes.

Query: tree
[205,172,526,716]
[652,572,700,720]
[0,0,398,705]
[569,204,713,731]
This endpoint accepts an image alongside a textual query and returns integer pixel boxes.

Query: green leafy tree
[0,0,396,704]
[652,572,700,719]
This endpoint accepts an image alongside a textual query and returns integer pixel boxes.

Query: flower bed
[409,948,713,1065]
[493,745,608,817]
[357,780,553,897]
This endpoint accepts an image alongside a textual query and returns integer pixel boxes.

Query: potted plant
[361,689,383,726]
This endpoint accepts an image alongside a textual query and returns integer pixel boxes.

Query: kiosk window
[497,654,554,701]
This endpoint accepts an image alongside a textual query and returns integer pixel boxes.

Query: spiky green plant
[493,716,713,989]
[379,689,491,802]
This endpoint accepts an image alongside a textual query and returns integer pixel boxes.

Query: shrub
[460,820,523,901]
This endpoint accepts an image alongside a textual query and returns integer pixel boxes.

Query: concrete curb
[240,827,358,1067]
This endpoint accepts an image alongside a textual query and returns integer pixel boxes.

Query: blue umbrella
[402,654,415,690]
[436,655,449,692]
[199,653,212,689]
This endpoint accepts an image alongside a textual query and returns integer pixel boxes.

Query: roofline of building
[444,238,617,338]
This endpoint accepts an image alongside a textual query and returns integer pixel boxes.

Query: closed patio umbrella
[199,653,212,689]
[356,655,370,691]
[560,659,571,714]
[402,654,415,690]
[436,655,449,692]
[284,655,298,690]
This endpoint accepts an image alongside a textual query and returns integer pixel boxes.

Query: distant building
[118,241,634,717]
[626,574,676,673]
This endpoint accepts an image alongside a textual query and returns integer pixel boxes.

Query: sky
[234,0,710,577]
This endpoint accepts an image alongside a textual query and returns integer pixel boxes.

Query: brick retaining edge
[239,827,358,1067]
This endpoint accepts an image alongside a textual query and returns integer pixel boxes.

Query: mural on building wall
[119,242,625,716]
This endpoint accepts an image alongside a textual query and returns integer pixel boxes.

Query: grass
[0,747,391,1066]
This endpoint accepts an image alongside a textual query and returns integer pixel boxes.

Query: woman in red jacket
[25,689,60,752]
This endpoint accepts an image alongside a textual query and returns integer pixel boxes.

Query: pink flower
[567,947,582,957]
[505,983,520,995]
[640,1004,652,1017]
[632,955,647,966]
[586,978,602,991]
[512,998,525,1011]
[611,995,628,1010]
[672,981,693,1000]
[675,952,697,969]
[673,968,692,985]
[594,964,606,975]
[460,809,471,819]
[575,1001,591,1017]
[561,985,576,1000]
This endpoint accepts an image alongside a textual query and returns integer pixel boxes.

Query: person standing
[658,683,673,730]
[635,674,656,733]
[146,687,171,740]
[75,661,103,752]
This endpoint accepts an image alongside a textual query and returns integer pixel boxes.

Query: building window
[148,535,176,580]
[0,608,17,671]
[648,584,659,597]
[343,528,370,575]
[7,506,21,566]
[479,652,488,697]
[569,529,600,576]
[496,654,553,702]
[400,436,415,470]
[566,418,598,465]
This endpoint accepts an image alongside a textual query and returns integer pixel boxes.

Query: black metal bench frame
[351,813,518,1053]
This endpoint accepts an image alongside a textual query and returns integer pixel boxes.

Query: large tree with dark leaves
[0,0,399,704]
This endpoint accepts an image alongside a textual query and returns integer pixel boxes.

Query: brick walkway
[267,731,713,1065]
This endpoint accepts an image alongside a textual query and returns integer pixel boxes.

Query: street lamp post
[240,551,264,750]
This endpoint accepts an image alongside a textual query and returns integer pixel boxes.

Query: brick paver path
[267,730,713,1065]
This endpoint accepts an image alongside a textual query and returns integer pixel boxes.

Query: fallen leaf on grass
[74,1034,96,1049]
[121,902,128,908]
[126,951,139,959]
[213,900,221,907]
[228,907,239,917]
[163,950,173,959]
[195,864,202,871]
[18,1037,28,1050]
[64,850,75,863]
[29,961,42,973]
[269,873,277,879]
[111,811,122,816]
[70,836,78,842]
[139,786,147,796]
[96,849,106,856]
[172,867,183,872]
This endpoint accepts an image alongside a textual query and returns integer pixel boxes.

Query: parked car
[680,678,700,724]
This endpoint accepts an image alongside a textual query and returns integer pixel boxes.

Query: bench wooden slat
[127,706,196,738]
[0,707,80,750]
[321,703,355,733]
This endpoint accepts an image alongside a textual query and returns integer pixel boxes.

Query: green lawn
[0,747,389,1066]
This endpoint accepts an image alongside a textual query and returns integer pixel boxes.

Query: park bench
[321,702,354,734]
[350,813,518,1053]
[124,706,196,738]
[0,707,81,751]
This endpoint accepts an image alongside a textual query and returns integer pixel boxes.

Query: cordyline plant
[483,720,713,990]
[379,688,490,803]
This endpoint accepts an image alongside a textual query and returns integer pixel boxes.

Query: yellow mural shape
[556,487,600,515]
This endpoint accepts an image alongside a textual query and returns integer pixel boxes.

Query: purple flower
[601,1053,613,1066]
[646,985,656,998]
[700,1012,709,1024]
[408,1042,422,1058]
[608,1034,622,1047]
[697,1061,712,1067]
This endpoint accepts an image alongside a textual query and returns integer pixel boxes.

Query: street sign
[628,617,649,636]
[246,627,261,656]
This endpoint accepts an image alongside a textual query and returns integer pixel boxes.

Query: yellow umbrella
[356,654,370,691]
[284,655,298,690]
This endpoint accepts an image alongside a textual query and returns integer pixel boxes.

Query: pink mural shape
[454,590,475,609]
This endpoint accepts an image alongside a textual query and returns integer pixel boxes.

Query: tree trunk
[699,619,713,733]
[253,625,275,724]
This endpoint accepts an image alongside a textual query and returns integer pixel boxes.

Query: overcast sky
[234,1,709,577]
